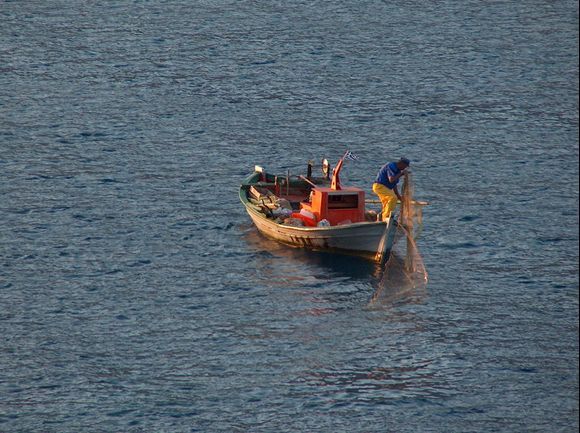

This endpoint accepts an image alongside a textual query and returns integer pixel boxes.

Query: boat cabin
[298,154,366,226]
[300,186,366,226]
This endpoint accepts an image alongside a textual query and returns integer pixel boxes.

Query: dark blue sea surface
[1,1,578,432]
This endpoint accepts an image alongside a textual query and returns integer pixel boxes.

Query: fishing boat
[239,152,423,263]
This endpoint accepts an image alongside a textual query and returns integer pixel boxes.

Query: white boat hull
[245,206,396,260]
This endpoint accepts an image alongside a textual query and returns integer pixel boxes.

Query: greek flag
[344,150,359,161]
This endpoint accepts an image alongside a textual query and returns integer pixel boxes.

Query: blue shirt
[375,162,401,189]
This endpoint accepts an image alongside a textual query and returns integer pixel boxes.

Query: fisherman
[372,157,410,221]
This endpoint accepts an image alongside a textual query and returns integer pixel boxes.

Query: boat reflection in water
[243,226,382,283]
[243,224,428,309]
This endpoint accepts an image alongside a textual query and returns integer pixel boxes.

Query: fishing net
[369,172,428,307]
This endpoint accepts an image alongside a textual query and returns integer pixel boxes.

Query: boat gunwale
[242,199,387,232]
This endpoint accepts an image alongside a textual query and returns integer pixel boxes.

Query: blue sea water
[1,1,578,432]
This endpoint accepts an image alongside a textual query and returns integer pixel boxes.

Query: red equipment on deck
[300,153,366,226]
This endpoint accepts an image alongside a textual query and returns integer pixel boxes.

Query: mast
[330,155,345,190]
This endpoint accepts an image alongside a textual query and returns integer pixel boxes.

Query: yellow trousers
[372,183,397,221]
